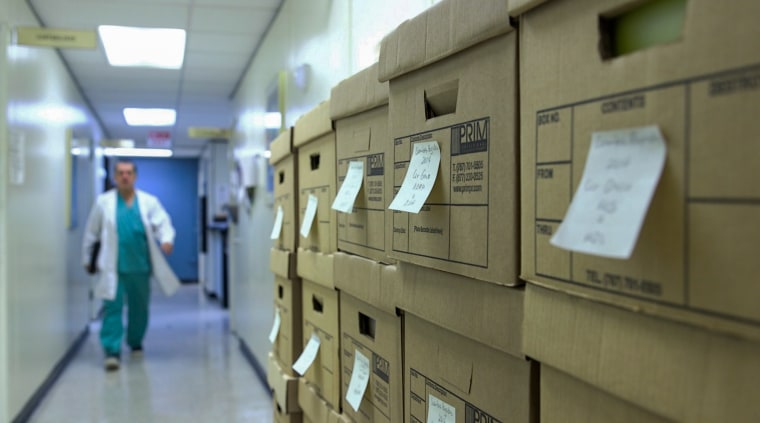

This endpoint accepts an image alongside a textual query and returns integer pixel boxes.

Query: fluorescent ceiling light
[123,108,176,126]
[103,147,173,158]
[99,25,186,69]
[264,112,282,129]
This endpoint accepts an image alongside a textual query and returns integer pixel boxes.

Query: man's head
[114,160,137,193]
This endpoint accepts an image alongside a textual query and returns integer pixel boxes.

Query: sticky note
[292,332,320,376]
[332,161,364,213]
[270,205,284,240]
[268,309,281,344]
[345,350,371,412]
[427,395,455,423]
[300,194,319,238]
[389,141,441,214]
[551,125,667,259]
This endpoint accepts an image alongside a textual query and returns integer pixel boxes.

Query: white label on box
[389,141,440,214]
[551,125,666,259]
[268,308,281,344]
[299,194,318,238]
[292,332,320,376]
[270,205,284,240]
[9,131,25,185]
[332,161,364,213]
[427,395,455,423]
[345,350,371,412]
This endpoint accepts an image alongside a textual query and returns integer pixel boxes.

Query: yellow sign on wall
[188,127,232,139]
[15,27,97,49]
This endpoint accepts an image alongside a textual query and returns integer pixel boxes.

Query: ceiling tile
[189,6,272,34]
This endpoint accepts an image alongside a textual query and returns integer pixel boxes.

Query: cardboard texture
[295,101,338,254]
[520,0,760,340]
[331,65,393,263]
[297,249,335,290]
[404,313,537,423]
[398,262,523,357]
[273,275,303,374]
[379,0,519,286]
[271,248,295,280]
[334,252,400,316]
[274,398,303,423]
[270,128,299,253]
[298,379,351,423]
[540,365,669,423]
[340,292,402,423]
[525,284,760,422]
[507,0,548,17]
[268,352,301,414]
[301,279,341,409]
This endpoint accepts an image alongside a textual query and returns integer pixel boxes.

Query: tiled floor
[29,284,273,423]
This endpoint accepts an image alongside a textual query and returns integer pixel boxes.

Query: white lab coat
[82,189,180,300]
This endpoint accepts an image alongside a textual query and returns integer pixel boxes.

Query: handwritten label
[551,125,666,259]
[332,161,364,213]
[270,205,284,240]
[268,309,281,344]
[427,395,455,423]
[299,194,318,238]
[345,350,371,412]
[292,332,321,376]
[389,141,441,213]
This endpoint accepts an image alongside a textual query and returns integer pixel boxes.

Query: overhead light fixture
[99,25,186,69]
[123,108,176,126]
[102,147,173,158]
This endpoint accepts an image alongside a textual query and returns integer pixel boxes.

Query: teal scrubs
[101,194,152,356]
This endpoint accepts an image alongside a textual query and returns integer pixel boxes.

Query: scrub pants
[101,272,151,356]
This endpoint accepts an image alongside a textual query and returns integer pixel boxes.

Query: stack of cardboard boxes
[265,0,760,421]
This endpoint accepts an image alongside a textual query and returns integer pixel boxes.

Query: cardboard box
[404,313,537,423]
[524,284,760,422]
[519,0,760,340]
[378,0,519,286]
[274,398,303,423]
[273,275,303,374]
[340,292,402,423]
[300,278,341,409]
[268,352,301,414]
[299,379,351,423]
[398,262,523,357]
[334,252,400,316]
[297,248,334,290]
[331,64,393,264]
[271,127,299,253]
[541,365,669,423]
[295,101,337,254]
[271,247,295,280]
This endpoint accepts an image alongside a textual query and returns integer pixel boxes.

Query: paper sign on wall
[300,195,319,238]
[551,125,667,259]
[270,205,284,240]
[345,350,371,412]
[332,161,364,213]
[292,332,321,375]
[427,395,455,423]
[389,141,440,213]
[268,309,281,344]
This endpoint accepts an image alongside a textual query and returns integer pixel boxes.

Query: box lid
[524,284,760,422]
[334,252,399,315]
[271,248,294,279]
[330,63,389,120]
[268,352,301,414]
[270,127,294,165]
[507,0,549,16]
[294,101,333,148]
[378,0,513,82]
[296,248,334,289]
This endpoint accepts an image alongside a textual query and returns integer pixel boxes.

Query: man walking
[82,159,180,371]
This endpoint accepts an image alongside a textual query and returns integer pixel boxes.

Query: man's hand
[161,242,174,255]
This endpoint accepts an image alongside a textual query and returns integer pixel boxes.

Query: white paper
[550,125,667,259]
[270,205,284,240]
[300,194,318,238]
[9,131,25,185]
[345,350,371,412]
[389,141,441,213]
[332,161,364,213]
[427,395,455,423]
[268,309,281,344]
[292,332,321,376]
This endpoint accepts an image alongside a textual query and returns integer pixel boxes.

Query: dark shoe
[104,356,120,371]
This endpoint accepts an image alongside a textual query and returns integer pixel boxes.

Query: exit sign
[147,131,172,148]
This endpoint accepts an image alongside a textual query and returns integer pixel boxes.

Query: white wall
[229,0,438,369]
[0,0,103,419]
